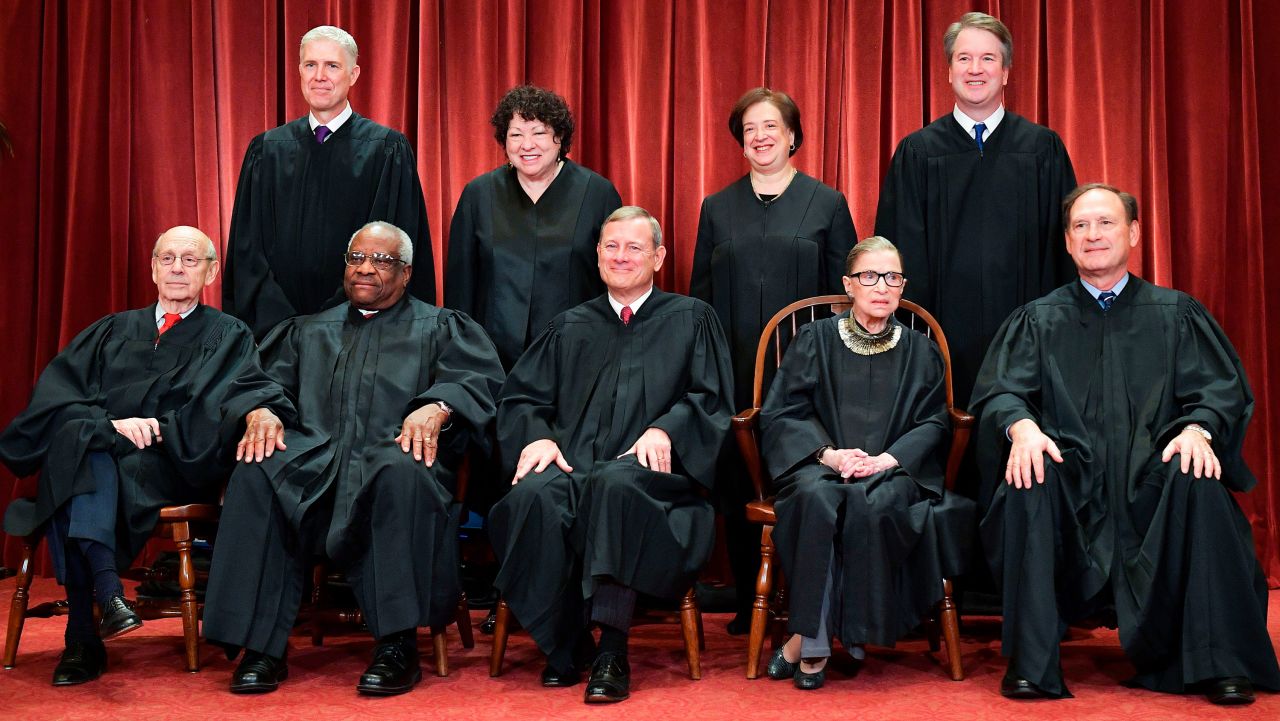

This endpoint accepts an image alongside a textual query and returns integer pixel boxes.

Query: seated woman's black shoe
[1205,677,1255,705]
[765,647,798,680]
[98,595,142,640]
[230,651,288,693]
[1000,672,1050,699]
[357,641,421,696]
[51,640,107,686]
[793,660,827,690]
[583,652,630,703]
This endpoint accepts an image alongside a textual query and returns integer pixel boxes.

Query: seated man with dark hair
[972,183,1280,704]
[490,206,734,704]
[202,220,504,696]
[1,226,255,686]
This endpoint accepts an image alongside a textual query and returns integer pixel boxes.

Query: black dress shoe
[51,640,107,686]
[583,652,630,703]
[98,595,142,640]
[793,661,827,691]
[230,651,288,694]
[541,663,581,687]
[1205,677,1255,705]
[1000,673,1050,699]
[765,647,798,680]
[357,641,422,696]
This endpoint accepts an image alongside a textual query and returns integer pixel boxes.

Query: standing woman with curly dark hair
[446,85,622,370]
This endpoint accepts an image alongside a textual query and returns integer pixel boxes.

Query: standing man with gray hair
[223,25,434,340]
[875,11,1077,426]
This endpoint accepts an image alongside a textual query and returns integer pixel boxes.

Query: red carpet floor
[2,576,1277,720]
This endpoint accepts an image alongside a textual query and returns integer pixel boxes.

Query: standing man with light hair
[223,25,434,340]
[875,11,1077,425]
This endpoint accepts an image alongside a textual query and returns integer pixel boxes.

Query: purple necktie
[315,125,331,144]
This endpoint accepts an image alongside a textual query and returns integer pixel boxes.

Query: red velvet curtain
[2,0,1277,582]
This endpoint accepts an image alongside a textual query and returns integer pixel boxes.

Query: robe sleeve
[1157,297,1257,492]
[759,324,835,483]
[1038,133,1079,291]
[874,137,932,308]
[0,316,119,477]
[223,136,300,340]
[883,339,949,495]
[823,191,857,292]
[646,306,735,489]
[443,182,480,316]
[410,310,505,448]
[688,196,714,302]
[496,322,564,466]
[968,306,1044,507]
[382,134,436,305]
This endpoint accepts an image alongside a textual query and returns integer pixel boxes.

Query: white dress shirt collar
[952,104,1005,143]
[607,286,654,319]
[308,102,354,139]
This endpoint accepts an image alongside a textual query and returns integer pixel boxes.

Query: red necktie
[621,305,633,326]
[158,313,183,336]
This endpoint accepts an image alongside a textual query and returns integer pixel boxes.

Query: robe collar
[308,102,354,137]
[608,285,654,319]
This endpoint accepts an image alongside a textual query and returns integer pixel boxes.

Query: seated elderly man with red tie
[0,226,257,686]
[490,206,734,704]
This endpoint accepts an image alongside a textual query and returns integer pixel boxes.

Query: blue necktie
[315,125,331,144]
[974,122,987,153]
[1097,290,1117,311]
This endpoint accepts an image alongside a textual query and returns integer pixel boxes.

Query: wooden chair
[4,502,221,672]
[488,587,706,680]
[304,455,477,677]
[732,296,975,681]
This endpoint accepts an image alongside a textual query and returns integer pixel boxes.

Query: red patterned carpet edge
[1,577,1277,721]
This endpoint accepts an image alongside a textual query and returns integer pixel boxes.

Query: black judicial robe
[203,297,504,652]
[490,290,733,655]
[875,112,1076,410]
[971,277,1280,695]
[761,315,958,647]
[0,305,257,569]
[446,160,622,370]
[692,172,856,415]
[223,113,435,339]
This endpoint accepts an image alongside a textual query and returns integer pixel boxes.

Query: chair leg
[746,525,774,679]
[310,563,326,646]
[3,536,37,669]
[488,598,511,677]
[431,625,449,677]
[173,522,201,672]
[455,591,474,649]
[679,589,701,680]
[939,578,964,681]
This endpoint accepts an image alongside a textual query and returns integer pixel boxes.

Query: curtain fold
[1,0,1277,583]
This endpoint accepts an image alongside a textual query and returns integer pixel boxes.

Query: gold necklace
[838,317,901,356]
[751,166,798,202]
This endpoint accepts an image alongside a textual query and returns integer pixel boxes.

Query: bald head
[151,226,220,310]
[153,226,218,261]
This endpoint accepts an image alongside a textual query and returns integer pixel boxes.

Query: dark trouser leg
[51,510,96,646]
[591,582,637,656]
[202,466,309,659]
[798,556,836,659]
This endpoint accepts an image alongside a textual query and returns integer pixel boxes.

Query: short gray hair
[153,226,218,260]
[600,206,663,248]
[349,221,412,265]
[300,25,358,67]
[943,12,1013,68]
[845,236,901,275]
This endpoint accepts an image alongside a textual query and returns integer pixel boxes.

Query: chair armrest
[944,407,975,492]
[732,408,768,502]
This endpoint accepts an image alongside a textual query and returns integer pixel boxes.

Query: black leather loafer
[1206,677,1255,705]
[98,595,142,640]
[583,652,630,703]
[51,640,107,686]
[1000,673,1050,699]
[230,651,288,694]
[793,660,827,690]
[357,641,421,696]
[541,663,581,687]
[766,646,798,680]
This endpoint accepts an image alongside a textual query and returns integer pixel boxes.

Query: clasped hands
[236,403,450,467]
[819,447,898,480]
[512,427,673,485]
[1005,418,1219,489]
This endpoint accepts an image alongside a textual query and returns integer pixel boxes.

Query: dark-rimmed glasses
[847,270,906,287]
[344,251,407,272]
[154,254,212,268]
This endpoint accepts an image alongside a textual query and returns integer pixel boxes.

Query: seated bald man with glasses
[203,220,504,696]
[1,226,258,686]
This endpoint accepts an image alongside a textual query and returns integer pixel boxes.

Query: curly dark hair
[490,85,575,159]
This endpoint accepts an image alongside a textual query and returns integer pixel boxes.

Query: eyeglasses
[154,254,211,268]
[344,251,406,272]
[599,242,654,259]
[848,270,906,287]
